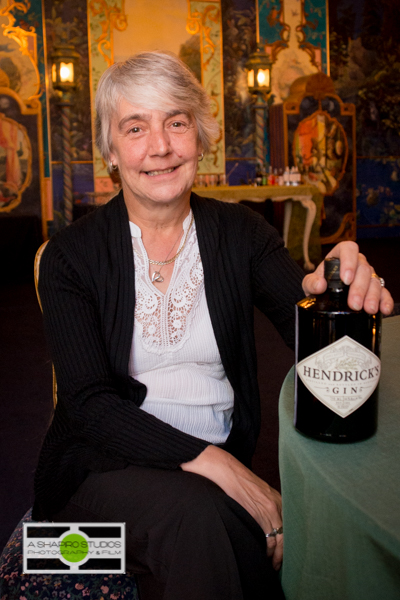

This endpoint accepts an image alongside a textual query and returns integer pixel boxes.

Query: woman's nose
[148,127,171,156]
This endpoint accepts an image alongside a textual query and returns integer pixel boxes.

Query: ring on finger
[371,273,385,288]
[266,526,283,538]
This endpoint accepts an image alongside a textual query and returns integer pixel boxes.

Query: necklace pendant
[152,271,164,283]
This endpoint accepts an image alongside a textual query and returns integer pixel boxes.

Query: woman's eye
[170,121,188,131]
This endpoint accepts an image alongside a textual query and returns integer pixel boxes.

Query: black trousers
[53,465,284,600]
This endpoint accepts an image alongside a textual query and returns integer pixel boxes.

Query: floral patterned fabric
[0,510,139,600]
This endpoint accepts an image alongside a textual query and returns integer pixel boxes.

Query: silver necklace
[134,214,194,284]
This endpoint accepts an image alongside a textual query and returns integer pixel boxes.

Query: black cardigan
[33,192,304,519]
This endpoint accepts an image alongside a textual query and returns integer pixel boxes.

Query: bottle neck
[327,282,349,308]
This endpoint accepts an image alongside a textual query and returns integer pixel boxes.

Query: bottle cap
[324,257,341,283]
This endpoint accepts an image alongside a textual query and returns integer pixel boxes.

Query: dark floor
[0,283,53,550]
[1,236,399,551]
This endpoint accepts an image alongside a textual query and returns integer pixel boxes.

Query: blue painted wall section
[222,0,257,184]
[329,0,400,237]
[259,0,284,46]
[302,0,328,73]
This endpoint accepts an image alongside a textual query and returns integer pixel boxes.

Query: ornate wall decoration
[0,0,41,105]
[88,0,224,192]
[221,0,256,173]
[329,0,400,238]
[258,0,289,64]
[259,0,327,103]
[296,0,328,72]
[187,1,219,70]
[0,87,44,219]
[0,0,47,235]
[270,72,356,243]
[189,0,225,174]
[293,110,348,195]
[88,0,126,193]
[0,100,31,211]
[89,0,127,69]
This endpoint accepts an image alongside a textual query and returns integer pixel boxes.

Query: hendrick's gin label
[295,258,381,442]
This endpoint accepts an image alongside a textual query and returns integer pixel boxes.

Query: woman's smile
[144,167,177,177]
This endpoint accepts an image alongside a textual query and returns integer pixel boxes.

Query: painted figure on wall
[0,0,47,231]
[294,111,347,195]
[0,108,31,210]
[0,0,41,103]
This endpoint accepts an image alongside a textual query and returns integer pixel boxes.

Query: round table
[279,315,400,600]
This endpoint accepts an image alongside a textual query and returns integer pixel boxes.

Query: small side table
[193,185,319,271]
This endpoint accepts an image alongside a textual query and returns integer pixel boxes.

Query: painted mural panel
[357,158,400,236]
[285,91,356,241]
[89,0,224,191]
[0,0,47,230]
[114,0,197,60]
[259,0,327,104]
[0,105,31,211]
[222,0,255,167]
[259,0,284,47]
[222,0,328,183]
[301,0,328,71]
[329,0,400,236]
[293,109,348,196]
[190,1,225,175]
[0,90,41,217]
[0,0,40,103]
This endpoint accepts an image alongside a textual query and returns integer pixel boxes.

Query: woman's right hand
[181,445,283,570]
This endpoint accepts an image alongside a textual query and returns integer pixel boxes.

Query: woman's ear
[197,137,204,155]
[197,139,204,161]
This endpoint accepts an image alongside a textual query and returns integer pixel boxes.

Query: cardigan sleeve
[38,237,210,471]
[249,211,305,349]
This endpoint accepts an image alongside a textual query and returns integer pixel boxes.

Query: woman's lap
[53,465,284,600]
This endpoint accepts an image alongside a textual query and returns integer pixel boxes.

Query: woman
[34,52,393,600]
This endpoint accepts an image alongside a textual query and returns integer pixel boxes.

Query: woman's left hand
[302,241,394,316]
[181,445,284,570]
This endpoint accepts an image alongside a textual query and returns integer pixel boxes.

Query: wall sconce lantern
[51,44,80,227]
[51,44,79,92]
[246,44,272,96]
[246,43,272,168]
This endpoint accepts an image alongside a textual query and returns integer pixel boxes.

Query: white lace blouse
[128,211,234,444]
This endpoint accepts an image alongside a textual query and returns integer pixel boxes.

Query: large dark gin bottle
[295,257,381,442]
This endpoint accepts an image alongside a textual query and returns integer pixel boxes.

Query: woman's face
[109,97,202,209]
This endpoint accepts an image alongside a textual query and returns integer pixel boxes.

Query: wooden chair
[34,241,57,407]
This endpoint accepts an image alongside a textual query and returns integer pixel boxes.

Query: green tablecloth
[279,315,400,600]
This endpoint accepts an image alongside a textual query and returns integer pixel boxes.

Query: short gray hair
[95,51,220,165]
